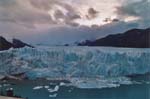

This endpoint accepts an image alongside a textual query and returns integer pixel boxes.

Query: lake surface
[0,75,150,99]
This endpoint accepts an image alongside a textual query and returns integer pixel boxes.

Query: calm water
[0,75,150,99]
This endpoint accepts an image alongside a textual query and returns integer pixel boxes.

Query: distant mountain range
[0,36,33,51]
[78,28,150,48]
[1,28,150,50]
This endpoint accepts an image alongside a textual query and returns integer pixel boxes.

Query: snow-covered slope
[0,47,149,79]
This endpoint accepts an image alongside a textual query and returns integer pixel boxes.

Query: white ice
[48,85,59,93]
[49,93,57,97]
[33,86,43,90]
[0,46,149,89]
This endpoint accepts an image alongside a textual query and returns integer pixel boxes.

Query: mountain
[78,28,150,48]
[0,36,33,51]
[12,38,33,48]
[0,36,12,51]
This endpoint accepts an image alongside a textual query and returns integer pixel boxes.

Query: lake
[0,74,150,99]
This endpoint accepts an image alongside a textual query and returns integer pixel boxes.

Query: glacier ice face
[0,46,150,79]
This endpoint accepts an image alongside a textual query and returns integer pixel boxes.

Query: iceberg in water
[48,85,59,93]
[0,46,149,78]
[69,77,132,89]
[33,86,43,90]
[49,93,57,98]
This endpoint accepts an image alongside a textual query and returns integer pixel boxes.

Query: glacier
[0,46,149,78]
[0,46,149,88]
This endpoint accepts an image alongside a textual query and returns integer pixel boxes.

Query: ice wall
[0,47,149,79]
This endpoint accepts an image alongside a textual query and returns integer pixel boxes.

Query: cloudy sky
[0,0,149,45]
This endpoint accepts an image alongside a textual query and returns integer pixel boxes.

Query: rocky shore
[0,96,23,99]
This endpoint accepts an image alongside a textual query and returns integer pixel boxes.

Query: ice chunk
[44,86,49,89]
[48,85,59,93]
[60,82,66,86]
[33,86,43,90]
[3,84,10,87]
[69,77,132,89]
[49,93,57,97]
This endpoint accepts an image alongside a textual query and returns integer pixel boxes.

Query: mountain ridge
[78,28,150,48]
[0,36,33,51]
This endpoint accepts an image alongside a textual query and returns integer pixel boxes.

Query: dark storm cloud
[87,8,99,19]
[116,0,150,21]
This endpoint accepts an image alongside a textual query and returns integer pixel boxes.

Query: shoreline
[0,96,23,99]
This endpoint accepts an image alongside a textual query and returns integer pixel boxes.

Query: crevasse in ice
[0,46,149,79]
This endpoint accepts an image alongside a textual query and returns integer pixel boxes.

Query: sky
[0,0,150,45]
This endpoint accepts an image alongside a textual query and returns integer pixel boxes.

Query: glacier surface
[0,46,150,78]
[0,46,150,88]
